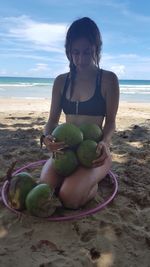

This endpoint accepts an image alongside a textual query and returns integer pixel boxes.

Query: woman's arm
[102,71,120,145]
[44,74,65,136]
[41,74,67,151]
[93,71,119,167]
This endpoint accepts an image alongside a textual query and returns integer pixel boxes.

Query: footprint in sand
[80,230,97,242]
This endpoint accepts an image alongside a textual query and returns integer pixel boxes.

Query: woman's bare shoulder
[54,72,69,84]
[101,69,119,100]
[102,69,119,83]
[52,72,69,94]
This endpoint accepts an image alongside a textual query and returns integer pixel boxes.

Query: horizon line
[0,75,150,81]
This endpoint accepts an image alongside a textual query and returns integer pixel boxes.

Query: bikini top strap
[95,68,103,95]
[62,73,70,99]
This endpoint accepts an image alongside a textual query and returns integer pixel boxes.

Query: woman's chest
[66,79,96,101]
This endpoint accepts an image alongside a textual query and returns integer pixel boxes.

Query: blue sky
[0,0,150,79]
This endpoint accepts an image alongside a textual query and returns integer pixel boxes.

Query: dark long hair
[65,17,102,99]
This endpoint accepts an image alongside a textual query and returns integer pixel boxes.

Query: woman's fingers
[96,143,103,155]
[92,154,107,167]
[94,152,107,163]
[92,141,110,167]
[46,142,65,151]
[45,135,56,142]
[43,135,67,152]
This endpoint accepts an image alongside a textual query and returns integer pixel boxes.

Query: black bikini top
[61,68,106,116]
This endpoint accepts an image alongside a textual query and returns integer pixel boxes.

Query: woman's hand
[43,135,66,152]
[92,141,111,167]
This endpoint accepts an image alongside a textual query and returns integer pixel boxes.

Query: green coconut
[79,123,103,142]
[77,140,98,168]
[8,172,36,210]
[25,184,55,217]
[52,149,79,177]
[51,123,83,148]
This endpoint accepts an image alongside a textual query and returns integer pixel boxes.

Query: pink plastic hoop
[1,160,118,221]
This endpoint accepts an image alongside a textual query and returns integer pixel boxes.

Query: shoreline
[0,96,150,109]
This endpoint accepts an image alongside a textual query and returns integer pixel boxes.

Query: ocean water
[0,76,150,103]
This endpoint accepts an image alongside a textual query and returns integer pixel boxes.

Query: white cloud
[100,0,128,11]
[1,15,68,52]
[122,9,150,23]
[101,0,150,23]
[110,64,125,77]
[118,54,138,59]
[0,69,7,75]
[29,63,50,73]
[0,51,68,65]
[51,65,69,78]
[27,62,69,77]
[102,52,150,63]
[101,52,150,79]
[0,69,20,76]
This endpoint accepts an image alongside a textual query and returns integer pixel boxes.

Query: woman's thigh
[40,158,61,188]
[59,155,112,208]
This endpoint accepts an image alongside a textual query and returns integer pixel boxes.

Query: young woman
[40,17,119,209]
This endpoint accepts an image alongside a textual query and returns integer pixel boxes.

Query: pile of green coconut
[7,123,102,217]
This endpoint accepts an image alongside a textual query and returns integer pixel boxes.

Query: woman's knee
[58,179,98,209]
[87,184,98,201]
[58,181,84,209]
[40,159,59,188]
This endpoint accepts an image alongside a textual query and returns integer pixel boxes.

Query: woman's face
[70,38,96,70]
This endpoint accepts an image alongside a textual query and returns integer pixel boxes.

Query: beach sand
[0,98,150,267]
